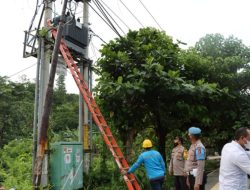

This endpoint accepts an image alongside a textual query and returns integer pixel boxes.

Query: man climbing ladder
[127,139,166,190]
[49,20,141,190]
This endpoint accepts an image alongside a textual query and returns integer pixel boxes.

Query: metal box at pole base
[50,142,83,190]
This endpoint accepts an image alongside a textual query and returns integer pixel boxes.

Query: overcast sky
[1,0,250,93]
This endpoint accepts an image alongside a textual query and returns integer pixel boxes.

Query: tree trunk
[154,100,167,161]
[155,125,167,161]
[0,126,3,147]
[121,128,137,163]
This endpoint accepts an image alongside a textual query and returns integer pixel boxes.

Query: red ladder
[50,23,141,190]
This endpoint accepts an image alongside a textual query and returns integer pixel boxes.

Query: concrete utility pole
[32,38,41,177]
[33,0,68,189]
[37,0,53,186]
[82,0,91,174]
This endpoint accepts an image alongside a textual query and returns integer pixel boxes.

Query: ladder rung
[91,104,98,108]
[115,155,123,159]
[82,84,88,88]
[100,124,108,128]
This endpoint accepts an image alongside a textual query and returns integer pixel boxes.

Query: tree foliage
[95,28,227,160]
[0,139,33,189]
[0,76,34,147]
[193,34,250,146]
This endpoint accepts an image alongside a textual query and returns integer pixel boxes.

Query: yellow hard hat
[142,139,153,148]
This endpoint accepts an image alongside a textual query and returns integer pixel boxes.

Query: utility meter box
[50,142,83,190]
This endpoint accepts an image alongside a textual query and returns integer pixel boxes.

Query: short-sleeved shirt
[169,145,186,176]
[185,140,206,172]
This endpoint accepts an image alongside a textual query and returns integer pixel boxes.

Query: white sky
[1,0,250,94]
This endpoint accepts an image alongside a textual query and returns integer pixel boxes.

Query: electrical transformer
[53,16,88,56]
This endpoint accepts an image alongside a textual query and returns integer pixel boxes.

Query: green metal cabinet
[50,142,83,190]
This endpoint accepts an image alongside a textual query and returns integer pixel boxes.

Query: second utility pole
[80,0,91,174]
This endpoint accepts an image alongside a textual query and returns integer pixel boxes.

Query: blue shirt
[128,150,166,180]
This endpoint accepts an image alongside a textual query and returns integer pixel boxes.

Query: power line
[92,0,123,37]
[87,1,122,37]
[119,0,144,28]
[90,41,98,60]
[94,0,125,35]
[88,2,120,36]
[98,0,130,30]
[138,0,164,31]
[90,29,107,44]
[8,63,37,78]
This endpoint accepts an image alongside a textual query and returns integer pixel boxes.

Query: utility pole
[32,38,41,177]
[36,0,52,186]
[33,0,68,188]
[81,0,91,174]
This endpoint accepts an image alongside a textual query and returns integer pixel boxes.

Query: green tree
[54,74,67,105]
[0,76,34,147]
[95,28,224,160]
[0,139,33,190]
[189,34,250,148]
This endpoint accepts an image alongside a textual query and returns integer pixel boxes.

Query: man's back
[128,150,165,180]
[141,150,165,179]
[219,141,249,190]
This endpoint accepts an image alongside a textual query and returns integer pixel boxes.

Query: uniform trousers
[188,175,205,190]
[174,176,189,190]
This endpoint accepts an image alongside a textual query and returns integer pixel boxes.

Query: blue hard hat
[188,127,201,135]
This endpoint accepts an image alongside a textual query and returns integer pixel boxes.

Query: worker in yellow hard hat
[126,139,166,190]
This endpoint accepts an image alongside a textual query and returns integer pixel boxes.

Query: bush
[0,138,33,190]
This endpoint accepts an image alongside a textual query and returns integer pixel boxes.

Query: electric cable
[89,29,107,44]
[67,0,78,17]
[138,0,164,31]
[8,63,37,78]
[94,0,124,34]
[99,0,130,30]
[118,0,144,28]
[87,2,122,37]
[92,0,123,37]
[90,42,98,60]
[94,0,125,35]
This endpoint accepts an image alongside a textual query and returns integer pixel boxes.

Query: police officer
[169,136,189,190]
[127,139,166,190]
[185,127,206,190]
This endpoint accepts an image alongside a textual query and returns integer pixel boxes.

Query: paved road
[206,169,250,190]
[206,169,219,190]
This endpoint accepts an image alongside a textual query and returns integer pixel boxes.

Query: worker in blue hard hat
[184,127,206,190]
[126,139,166,190]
